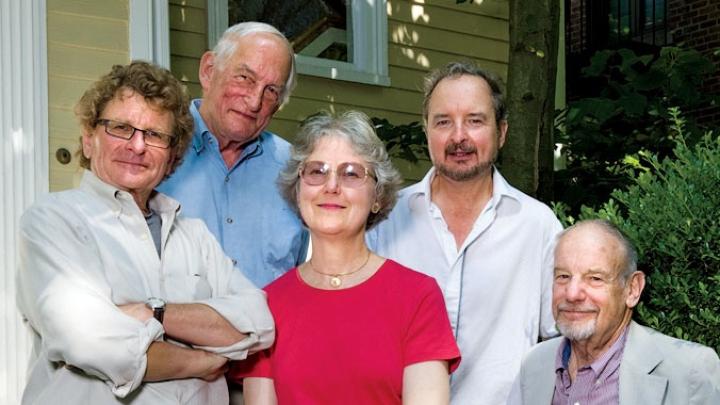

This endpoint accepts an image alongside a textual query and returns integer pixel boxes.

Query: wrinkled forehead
[220,33,291,73]
[555,225,625,276]
[105,88,166,113]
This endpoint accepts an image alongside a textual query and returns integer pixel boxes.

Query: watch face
[147,297,166,309]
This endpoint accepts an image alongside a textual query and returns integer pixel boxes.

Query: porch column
[0,0,48,403]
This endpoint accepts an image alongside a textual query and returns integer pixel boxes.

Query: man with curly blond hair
[17,61,273,404]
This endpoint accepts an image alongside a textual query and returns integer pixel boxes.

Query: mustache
[557,303,598,312]
[445,142,477,154]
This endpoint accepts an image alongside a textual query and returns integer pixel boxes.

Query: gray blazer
[508,321,720,405]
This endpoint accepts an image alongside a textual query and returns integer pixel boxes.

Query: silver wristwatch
[145,297,166,324]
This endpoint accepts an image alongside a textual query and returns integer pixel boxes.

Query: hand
[118,302,152,322]
[196,351,230,382]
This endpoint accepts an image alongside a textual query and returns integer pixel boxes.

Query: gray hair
[423,60,507,126]
[213,21,296,106]
[278,110,403,230]
[559,219,639,284]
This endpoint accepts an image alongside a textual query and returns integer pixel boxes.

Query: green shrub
[554,109,720,352]
[372,117,428,163]
[555,46,717,214]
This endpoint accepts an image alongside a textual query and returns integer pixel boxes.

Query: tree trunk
[501,0,559,202]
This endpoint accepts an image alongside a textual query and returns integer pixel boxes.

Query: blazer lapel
[521,339,561,404]
[619,321,668,405]
[524,368,556,404]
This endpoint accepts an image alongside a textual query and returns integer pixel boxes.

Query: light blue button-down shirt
[158,99,308,287]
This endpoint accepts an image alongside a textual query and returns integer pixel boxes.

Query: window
[129,0,170,68]
[208,0,389,86]
[565,0,670,100]
[609,0,668,47]
[566,0,669,55]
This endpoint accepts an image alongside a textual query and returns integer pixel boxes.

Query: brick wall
[565,0,720,126]
[667,0,720,126]
[566,0,585,54]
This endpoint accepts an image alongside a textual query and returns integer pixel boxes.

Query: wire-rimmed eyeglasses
[299,161,376,188]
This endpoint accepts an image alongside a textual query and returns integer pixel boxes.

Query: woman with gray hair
[231,110,460,404]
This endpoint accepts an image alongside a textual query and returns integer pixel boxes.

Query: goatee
[435,141,494,181]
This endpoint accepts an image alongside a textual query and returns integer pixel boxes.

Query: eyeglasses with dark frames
[96,119,176,149]
[299,161,376,188]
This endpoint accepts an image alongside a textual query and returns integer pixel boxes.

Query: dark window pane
[228,0,350,62]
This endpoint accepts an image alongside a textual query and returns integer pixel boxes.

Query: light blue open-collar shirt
[158,99,308,287]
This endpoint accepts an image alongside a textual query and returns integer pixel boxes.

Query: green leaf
[618,93,647,116]
[583,50,612,77]
[574,98,618,122]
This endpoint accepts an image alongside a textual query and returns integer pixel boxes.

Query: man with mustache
[368,61,563,404]
[508,219,720,404]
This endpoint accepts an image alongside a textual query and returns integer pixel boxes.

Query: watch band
[145,297,166,325]
[152,306,164,324]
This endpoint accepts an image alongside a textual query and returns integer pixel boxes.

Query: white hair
[213,21,296,106]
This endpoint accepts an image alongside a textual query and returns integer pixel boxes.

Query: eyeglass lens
[99,119,173,149]
[300,161,372,187]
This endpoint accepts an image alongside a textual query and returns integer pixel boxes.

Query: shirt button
[225,176,230,183]
[140,233,148,240]
[226,217,233,224]
[574,402,580,405]
[231,259,237,266]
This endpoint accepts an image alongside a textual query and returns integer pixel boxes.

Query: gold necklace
[308,250,371,288]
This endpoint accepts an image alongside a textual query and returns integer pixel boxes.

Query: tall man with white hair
[159,22,308,287]
[509,219,720,404]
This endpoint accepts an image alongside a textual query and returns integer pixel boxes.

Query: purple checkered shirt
[551,326,629,405]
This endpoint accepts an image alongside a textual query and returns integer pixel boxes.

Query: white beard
[557,317,597,341]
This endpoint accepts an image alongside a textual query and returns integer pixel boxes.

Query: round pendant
[329,276,342,288]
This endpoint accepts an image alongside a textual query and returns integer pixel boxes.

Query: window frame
[207,0,390,86]
[129,0,171,68]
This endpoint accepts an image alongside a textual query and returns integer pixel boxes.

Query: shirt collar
[491,167,520,201]
[406,166,520,211]
[189,98,264,162]
[556,324,631,374]
[79,170,180,217]
[190,99,209,153]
